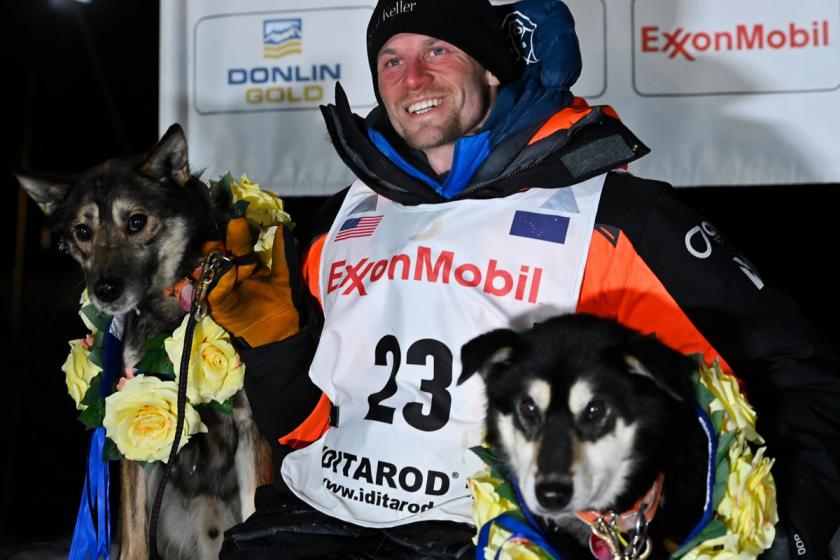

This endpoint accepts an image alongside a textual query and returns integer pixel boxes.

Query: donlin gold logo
[263,19,302,59]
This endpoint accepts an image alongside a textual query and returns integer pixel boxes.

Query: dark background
[1,0,837,555]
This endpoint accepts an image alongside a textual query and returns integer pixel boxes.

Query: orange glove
[207,218,301,347]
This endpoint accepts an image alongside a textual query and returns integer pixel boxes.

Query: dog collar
[575,473,664,560]
[575,471,665,533]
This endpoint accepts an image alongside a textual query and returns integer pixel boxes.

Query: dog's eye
[582,399,607,423]
[73,224,92,242]
[517,397,541,427]
[127,214,147,234]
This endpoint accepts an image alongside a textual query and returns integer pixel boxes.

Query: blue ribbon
[70,317,122,559]
[476,511,565,560]
[70,427,111,560]
[675,403,719,549]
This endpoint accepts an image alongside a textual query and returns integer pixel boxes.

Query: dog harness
[281,175,605,527]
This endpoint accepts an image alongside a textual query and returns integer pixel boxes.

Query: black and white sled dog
[16,124,273,559]
[459,314,710,558]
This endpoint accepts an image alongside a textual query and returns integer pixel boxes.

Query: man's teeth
[408,98,442,114]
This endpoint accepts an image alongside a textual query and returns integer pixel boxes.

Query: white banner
[160,0,840,194]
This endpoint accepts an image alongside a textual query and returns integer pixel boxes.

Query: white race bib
[282,176,605,527]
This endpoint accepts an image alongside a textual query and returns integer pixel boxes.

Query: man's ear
[458,329,520,385]
[485,70,501,88]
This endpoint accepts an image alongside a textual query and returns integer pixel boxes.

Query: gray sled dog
[16,124,273,559]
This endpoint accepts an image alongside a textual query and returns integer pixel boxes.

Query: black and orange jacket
[240,84,840,558]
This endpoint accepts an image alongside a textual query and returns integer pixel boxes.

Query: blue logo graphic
[264,19,302,59]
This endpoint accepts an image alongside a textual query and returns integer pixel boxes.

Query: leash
[148,252,228,559]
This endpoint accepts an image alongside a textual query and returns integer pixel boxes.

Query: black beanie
[367,0,520,100]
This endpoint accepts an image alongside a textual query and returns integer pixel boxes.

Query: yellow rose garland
[61,174,288,463]
[468,360,778,560]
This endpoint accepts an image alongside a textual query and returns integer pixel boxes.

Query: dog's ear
[15,172,70,217]
[141,123,190,185]
[458,329,520,385]
[623,334,697,402]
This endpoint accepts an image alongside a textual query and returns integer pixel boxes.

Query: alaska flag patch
[509,211,570,244]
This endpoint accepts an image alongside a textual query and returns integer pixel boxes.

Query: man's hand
[207,218,301,348]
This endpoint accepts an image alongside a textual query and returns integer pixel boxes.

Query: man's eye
[430,47,446,57]
[383,57,401,69]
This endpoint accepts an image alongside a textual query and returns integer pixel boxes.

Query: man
[210,0,840,558]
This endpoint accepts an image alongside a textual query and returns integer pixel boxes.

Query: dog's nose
[94,278,124,303]
[535,480,573,510]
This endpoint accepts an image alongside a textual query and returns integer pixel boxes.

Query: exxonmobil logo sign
[641,21,831,61]
[327,245,544,303]
[632,0,840,96]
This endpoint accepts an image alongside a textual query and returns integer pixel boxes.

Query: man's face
[376,33,500,152]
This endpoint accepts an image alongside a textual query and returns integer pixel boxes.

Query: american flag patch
[334,215,383,241]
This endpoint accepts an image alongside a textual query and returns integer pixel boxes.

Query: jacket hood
[320,82,649,206]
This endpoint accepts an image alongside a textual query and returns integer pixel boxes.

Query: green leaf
[102,437,123,461]
[80,373,103,407]
[80,304,110,333]
[78,374,107,429]
[695,381,715,411]
[470,445,503,468]
[495,481,517,503]
[233,200,250,218]
[78,402,105,429]
[87,329,106,368]
[209,396,235,415]
[140,461,159,473]
[716,432,734,462]
[88,347,104,369]
[135,333,175,376]
[211,172,234,210]
[710,410,724,434]
[670,518,727,558]
[713,457,730,507]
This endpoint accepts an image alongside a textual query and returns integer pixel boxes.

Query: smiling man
[213,1,840,558]
[375,33,500,172]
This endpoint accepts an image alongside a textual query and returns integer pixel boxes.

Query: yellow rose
[253,225,278,268]
[469,469,519,529]
[62,338,102,410]
[230,174,291,228]
[164,315,245,405]
[718,439,777,555]
[103,375,207,462]
[699,361,761,443]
